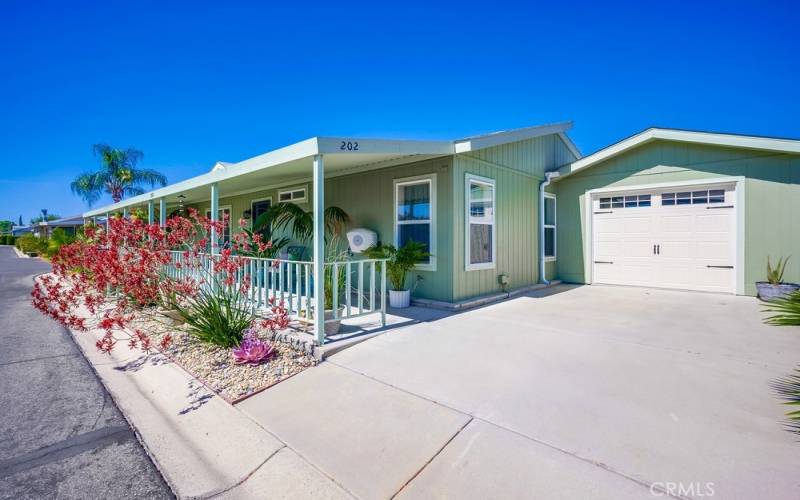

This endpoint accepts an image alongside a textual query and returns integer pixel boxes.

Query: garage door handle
[707,265,734,269]
[594,260,613,264]
[706,205,733,209]
[594,211,613,214]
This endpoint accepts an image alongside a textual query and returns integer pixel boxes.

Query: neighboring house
[82,122,800,339]
[35,215,85,238]
[12,225,32,237]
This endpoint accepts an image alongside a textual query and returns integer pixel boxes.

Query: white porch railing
[164,251,387,332]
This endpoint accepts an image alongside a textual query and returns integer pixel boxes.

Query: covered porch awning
[82,137,455,218]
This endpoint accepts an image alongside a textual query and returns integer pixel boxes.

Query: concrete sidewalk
[67,321,352,499]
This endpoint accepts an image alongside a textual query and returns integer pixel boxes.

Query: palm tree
[252,202,349,244]
[71,144,167,206]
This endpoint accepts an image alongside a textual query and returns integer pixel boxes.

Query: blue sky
[1,0,798,223]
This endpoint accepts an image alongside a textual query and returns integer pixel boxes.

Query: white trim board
[583,176,745,295]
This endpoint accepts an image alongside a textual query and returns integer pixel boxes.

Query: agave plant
[232,328,277,365]
[773,366,800,435]
[767,256,790,285]
[763,290,800,326]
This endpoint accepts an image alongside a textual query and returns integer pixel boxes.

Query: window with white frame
[544,194,556,261]
[250,198,271,232]
[466,175,495,269]
[395,176,434,268]
[278,186,307,203]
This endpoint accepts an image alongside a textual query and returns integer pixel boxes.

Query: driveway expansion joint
[391,416,474,499]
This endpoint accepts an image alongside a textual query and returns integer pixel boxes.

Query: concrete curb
[62,309,287,498]
[11,245,29,259]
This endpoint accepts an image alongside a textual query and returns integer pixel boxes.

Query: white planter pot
[389,289,411,308]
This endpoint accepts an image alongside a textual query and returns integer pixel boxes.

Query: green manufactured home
[84,123,800,339]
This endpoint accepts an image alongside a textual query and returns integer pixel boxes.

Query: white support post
[105,212,110,232]
[312,154,325,345]
[147,201,155,224]
[123,207,129,219]
[210,183,219,255]
[159,198,166,226]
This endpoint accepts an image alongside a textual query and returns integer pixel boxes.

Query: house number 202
[340,141,359,151]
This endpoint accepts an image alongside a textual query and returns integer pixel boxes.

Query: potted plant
[757,256,799,301]
[321,240,349,336]
[364,240,431,308]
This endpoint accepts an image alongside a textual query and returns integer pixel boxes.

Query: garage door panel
[592,184,736,294]
[696,241,730,260]
[623,217,651,233]
[624,241,653,258]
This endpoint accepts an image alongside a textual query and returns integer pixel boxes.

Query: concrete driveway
[241,285,800,499]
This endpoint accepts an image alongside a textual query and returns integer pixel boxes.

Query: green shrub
[46,228,75,257]
[16,234,47,255]
[173,280,255,347]
[763,290,800,326]
[6,235,14,246]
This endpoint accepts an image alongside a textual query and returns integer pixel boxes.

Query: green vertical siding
[552,140,800,295]
[451,133,579,300]
[326,157,454,302]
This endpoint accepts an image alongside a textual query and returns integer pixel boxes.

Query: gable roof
[559,127,800,178]
[454,121,580,157]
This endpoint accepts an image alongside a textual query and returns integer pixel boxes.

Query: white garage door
[591,183,737,293]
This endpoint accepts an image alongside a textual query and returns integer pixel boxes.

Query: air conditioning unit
[346,228,377,253]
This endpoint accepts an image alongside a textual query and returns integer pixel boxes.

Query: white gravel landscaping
[127,311,319,403]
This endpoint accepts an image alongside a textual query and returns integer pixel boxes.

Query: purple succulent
[232,329,276,365]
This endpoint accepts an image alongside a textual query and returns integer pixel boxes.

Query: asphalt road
[0,246,172,499]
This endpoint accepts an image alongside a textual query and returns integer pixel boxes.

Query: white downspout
[539,171,559,284]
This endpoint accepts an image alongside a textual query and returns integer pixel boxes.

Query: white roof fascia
[563,128,800,177]
[454,121,573,154]
[557,131,582,160]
